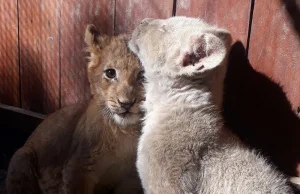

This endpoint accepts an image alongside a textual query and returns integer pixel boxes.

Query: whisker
[109,105,120,108]
[102,107,112,118]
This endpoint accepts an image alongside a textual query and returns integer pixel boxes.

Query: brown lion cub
[6,25,144,194]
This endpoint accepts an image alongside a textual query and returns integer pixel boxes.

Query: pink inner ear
[196,45,206,59]
[197,65,205,70]
[182,53,193,67]
[182,52,206,67]
[182,41,207,67]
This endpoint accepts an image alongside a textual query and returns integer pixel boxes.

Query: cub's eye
[104,69,116,79]
[137,70,145,82]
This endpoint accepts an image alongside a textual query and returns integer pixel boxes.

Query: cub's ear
[179,29,232,75]
[84,24,110,52]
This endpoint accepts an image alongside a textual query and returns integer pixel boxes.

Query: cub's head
[129,16,232,80]
[85,25,144,126]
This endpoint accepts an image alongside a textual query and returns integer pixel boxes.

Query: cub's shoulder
[26,101,89,147]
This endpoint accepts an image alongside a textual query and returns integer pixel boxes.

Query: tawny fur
[6,25,144,194]
[129,16,293,194]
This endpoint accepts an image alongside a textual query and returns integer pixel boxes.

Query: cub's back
[24,102,89,165]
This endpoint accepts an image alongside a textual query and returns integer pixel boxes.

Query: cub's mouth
[128,25,143,55]
[111,108,142,125]
[115,109,141,118]
[109,106,141,118]
[119,111,131,117]
[128,35,139,55]
[129,18,154,55]
[106,99,143,125]
[109,99,140,117]
[117,111,133,118]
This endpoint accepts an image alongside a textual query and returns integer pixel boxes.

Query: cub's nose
[140,18,154,25]
[118,99,136,111]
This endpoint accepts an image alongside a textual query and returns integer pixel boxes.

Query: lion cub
[6,25,143,194]
[129,16,293,193]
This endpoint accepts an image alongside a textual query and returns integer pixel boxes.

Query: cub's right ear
[84,24,109,52]
[178,30,232,76]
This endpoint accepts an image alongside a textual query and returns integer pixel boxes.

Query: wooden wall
[249,0,300,111]
[0,0,299,114]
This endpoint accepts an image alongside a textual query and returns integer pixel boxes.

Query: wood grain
[19,0,60,114]
[60,0,114,107]
[115,0,174,34]
[0,1,19,107]
[176,0,252,45]
[248,0,300,110]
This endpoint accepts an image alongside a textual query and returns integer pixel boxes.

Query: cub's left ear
[84,24,110,53]
[179,29,232,75]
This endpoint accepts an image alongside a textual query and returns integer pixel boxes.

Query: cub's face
[85,25,144,126]
[129,16,232,79]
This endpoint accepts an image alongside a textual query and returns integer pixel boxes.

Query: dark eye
[104,69,116,79]
[137,70,145,82]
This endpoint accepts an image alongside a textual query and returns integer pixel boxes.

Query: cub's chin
[113,113,141,126]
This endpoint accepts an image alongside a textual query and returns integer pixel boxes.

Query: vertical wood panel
[115,0,174,34]
[249,0,300,110]
[60,0,114,107]
[223,0,300,176]
[19,0,60,114]
[176,0,252,45]
[0,1,19,107]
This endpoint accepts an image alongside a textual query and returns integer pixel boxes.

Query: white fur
[290,177,300,190]
[113,113,141,126]
[129,16,292,194]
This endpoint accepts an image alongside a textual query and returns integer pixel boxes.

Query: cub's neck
[143,75,215,113]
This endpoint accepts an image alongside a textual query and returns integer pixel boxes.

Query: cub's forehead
[94,36,138,66]
[101,47,141,71]
[104,56,140,71]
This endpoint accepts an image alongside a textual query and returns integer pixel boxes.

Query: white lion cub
[129,16,293,194]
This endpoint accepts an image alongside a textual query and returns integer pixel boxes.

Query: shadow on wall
[0,43,19,107]
[0,42,56,114]
[19,42,55,114]
[223,41,300,177]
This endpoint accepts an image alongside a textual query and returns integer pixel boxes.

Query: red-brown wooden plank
[115,0,174,34]
[19,0,60,114]
[60,0,114,107]
[0,1,19,107]
[176,0,252,45]
[248,0,300,110]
